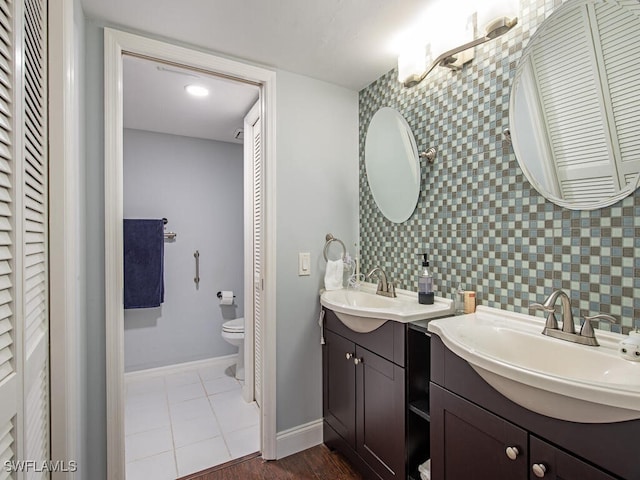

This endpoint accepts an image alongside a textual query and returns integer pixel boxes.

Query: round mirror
[509,0,640,210]
[365,107,420,223]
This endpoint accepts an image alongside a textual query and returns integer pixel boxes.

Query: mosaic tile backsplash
[358,0,640,330]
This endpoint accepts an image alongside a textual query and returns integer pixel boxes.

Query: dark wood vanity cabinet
[430,384,528,479]
[430,335,636,480]
[323,310,406,480]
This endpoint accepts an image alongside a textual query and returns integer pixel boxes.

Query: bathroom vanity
[429,335,640,480]
[322,307,435,480]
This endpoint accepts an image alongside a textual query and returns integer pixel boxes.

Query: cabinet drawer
[529,436,618,480]
[324,308,405,366]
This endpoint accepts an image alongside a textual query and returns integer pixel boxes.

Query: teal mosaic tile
[358,0,640,330]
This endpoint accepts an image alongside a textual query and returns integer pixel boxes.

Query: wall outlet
[298,252,311,276]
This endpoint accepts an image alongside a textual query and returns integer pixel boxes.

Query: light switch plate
[298,252,311,276]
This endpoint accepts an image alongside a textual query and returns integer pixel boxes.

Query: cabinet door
[356,346,405,480]
[323,330,357,447]
[431,384,528,480]
[529,436,617,480]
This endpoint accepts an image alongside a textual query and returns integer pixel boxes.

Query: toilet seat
[222,317,244,333]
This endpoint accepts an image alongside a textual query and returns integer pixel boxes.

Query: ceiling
[123,55,259,143]
[88,0,432,142]
[82,0,431,91]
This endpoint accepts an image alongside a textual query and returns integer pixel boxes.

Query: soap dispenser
[418,254,434,305]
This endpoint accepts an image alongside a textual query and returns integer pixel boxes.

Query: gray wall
[82,20,359,478]
[358,0,640,329]
[123,129,242,372]
[275,70,359,432]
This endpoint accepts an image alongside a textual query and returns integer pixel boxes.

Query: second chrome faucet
[530,289,617,346]
[366,267,396,298]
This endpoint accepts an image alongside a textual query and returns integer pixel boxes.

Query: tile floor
[125,358,260,479]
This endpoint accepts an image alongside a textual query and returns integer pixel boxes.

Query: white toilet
[221,317,245,381]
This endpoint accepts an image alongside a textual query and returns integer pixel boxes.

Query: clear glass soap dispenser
[418,253,434,305]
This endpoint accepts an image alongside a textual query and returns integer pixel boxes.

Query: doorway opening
[104,29,277,480]
[121,54,260,478]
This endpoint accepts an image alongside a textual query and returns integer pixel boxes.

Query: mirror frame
[364,107,421,223]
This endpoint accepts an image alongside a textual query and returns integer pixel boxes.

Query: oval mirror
[509,0,640,210]
[365,107,420,223]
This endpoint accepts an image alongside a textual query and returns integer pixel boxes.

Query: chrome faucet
[530,289,575,335]
[530,289,618,346]
[366,267,396,298]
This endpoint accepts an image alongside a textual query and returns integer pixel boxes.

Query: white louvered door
[21,0,48,477]
[0,0,49,478]
[0,0,17,475]
[252,113,263,408]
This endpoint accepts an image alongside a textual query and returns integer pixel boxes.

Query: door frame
[48,0,80,476]
[103,28,278,479]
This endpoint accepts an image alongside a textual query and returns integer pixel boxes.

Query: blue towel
[124,219,165,309]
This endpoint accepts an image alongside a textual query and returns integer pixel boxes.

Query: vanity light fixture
[185,84,209,97]
[398,0,518,87]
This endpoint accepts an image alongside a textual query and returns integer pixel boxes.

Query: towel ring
[323,233,346,262]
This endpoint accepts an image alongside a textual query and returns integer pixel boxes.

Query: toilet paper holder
[217,291,236,300]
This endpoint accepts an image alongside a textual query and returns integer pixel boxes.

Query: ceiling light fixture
[398,0,518,88]
[185,84,209,97]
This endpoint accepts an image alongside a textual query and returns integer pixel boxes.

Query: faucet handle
[388,281,396,298]
[581,314,618,338]
[530,302,554,313]
[530,303,558,330]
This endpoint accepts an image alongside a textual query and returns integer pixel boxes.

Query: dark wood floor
[179,445,364,480]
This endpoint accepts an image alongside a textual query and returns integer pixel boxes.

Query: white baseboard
[124,354,238,381]
[276,419,323,459]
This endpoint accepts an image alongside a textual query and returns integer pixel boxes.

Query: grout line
[203,373,233,461]
[161,373,180,479]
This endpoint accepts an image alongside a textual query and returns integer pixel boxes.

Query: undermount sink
[320,283,453,333]
[428,307,640,423]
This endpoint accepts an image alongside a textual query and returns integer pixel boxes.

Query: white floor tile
[126,390,168,411]
[209,390,259,434]
[165,370,201,388]
[172,415,221,449]
[126,426,173,462]
[124,361,259,476]
[126,401,171,435]
[225,424,260,459]
[175,436,231,477]
[198,362,236,382]
[167,381,206,404]
[203,376,241,396]
[126,375,166,397]
[126,451,177,480]
[170,397,215,424]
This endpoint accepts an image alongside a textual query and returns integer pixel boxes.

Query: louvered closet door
[21,0,48,476]
[0,0,49,477]
[0,0,17,474]
[252,115,263,408]
[528,0,640,202]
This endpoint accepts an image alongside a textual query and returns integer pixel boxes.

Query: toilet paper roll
[219,290,234,305]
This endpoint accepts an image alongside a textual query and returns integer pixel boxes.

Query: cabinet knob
[505,446,519,460]
[345,353,353,360]
[532,463,547,478]
[353,357,363,365]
